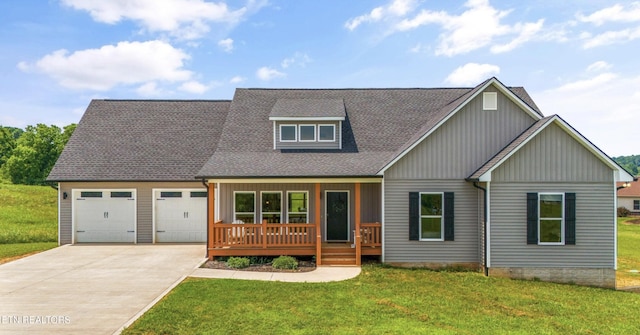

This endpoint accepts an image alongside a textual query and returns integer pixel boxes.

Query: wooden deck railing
[211,221,316,248]
[360,222,382,247]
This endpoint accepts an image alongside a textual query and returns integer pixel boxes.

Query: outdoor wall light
[617,182,631,191]
[63,192,68,199]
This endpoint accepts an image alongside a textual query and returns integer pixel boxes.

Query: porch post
[207,182,215,259]
[315,183,322,265]
[355,183,361,266]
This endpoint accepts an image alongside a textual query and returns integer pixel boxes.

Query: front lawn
[123,265,640,335]
[0,183,58,263]
[618,217,640,288]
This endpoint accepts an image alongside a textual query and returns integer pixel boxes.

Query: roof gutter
[472,181,489,277]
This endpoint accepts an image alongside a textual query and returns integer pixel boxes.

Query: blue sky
[0,0,638,156]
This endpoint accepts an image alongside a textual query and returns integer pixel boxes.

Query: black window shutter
[527,193,538,244]
[565,193,576,245]
[444,192,454,241]
[409,192,419,241]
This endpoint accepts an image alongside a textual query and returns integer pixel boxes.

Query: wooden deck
[207,220,381,265]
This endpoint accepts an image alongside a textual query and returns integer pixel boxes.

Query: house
[617,181,640,215]
[48,77,634,288]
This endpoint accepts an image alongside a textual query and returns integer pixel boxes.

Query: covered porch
[205,181,382,265]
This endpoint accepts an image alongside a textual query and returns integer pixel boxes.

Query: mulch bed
[622,218,640,225]
[202,260,316,272]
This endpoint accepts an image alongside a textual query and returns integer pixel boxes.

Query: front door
[326,191,349,241]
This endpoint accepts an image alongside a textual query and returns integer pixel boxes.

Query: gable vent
[483,92,498,110]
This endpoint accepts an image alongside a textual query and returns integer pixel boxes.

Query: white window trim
[538,192,565,245]
[298,124,316,142]
[419,192,444,241]
[233,191,256,223]
[318,124,336,142]
[483,92,498,110]
[261,191,282,223]
[279,124,297,142]
[287,191,309,223]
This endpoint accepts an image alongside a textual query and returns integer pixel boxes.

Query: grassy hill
[0,182,57,262]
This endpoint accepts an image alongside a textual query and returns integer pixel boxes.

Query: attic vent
[483,92,497,110]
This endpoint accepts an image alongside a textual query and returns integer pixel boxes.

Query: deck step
[321,246,357,266]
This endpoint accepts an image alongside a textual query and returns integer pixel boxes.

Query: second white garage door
[154,189,207,243]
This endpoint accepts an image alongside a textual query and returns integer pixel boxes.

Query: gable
[491,122,613,182]
[384,85,538,179]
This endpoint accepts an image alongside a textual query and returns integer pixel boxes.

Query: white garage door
[73,189,136,243]
[154,189,207,243]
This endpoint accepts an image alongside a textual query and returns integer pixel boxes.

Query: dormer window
[280,125,297,142]
[269,98,345,150]
[299,125,316,142]
[318,124,335,142]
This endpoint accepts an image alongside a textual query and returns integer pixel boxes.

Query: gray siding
[491,123,613,182]
[58,181,205,244]
[383,179,481,263]
[274,121,341,150]
[385,86,536,179]
[489,182,615,268]
[219,182,381,241]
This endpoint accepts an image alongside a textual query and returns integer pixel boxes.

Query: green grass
[0,182,58,262]
[123,265,640,335]
[617,217,640,287]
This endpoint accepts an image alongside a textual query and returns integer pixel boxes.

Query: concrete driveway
[0,244,205,335]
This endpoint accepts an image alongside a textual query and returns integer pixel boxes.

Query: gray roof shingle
[47,100,230,181]
[197,85,541,178]
[269,98,345,119]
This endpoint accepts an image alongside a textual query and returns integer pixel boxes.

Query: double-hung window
[538,193,564,244]
[234,192,255,223]
[261,192,282,223]
[409,192,454,241]
[527,192,575,245]
[420,193,444,240]
[287,191,308,223]
[634,200,640,211]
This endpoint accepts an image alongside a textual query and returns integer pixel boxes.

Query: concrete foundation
[489,267,616,289]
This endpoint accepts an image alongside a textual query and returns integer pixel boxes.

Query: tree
[3,123,76,185]
[0,126,17,167]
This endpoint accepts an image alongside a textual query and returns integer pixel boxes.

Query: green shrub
[248,256,273,265]
[272,256,298,270]
[618,207,631,217]
[227,257,250,269]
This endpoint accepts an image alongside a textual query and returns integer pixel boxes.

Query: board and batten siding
[384,85,537,180]
[491,123,613,182]
[489,182,614,267]
[383,180,480,264]
[274,121,341,150]
[218,182,381,241]
[58,181,206,244]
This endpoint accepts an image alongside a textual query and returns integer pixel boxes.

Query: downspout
[472,182,489,276]
[202,178,209,259]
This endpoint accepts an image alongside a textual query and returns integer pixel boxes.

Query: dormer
[269,98,344,150]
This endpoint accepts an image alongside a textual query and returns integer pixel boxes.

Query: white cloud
[445,63,500,85]
[179,80,209,94]
[394,0,545,56]
[22,40,192,91]
[587,61,612,73]
[345,0,417,31]
[554,73,618,92]
[256,66,285,81]
[534,73,640,156]
[218,38,234,52]
[61,0,267,40]
[582,26,640,48]
[577,3,640,26]
[281,52,311,68]
[136,82,163,96]
[230,76,246,84]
